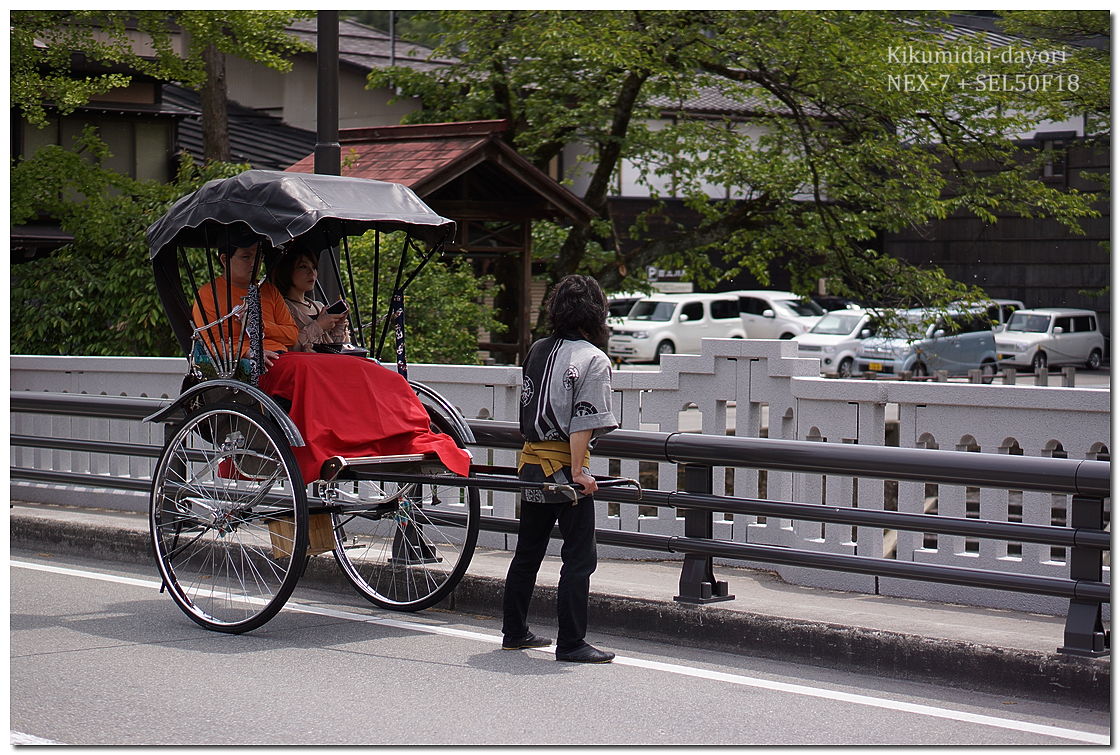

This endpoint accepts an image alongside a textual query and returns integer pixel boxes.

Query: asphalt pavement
[9,499,1109,709]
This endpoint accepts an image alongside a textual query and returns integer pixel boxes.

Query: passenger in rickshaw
[191,231,298,372]
[191,231,470,485]
[270,247,349,351]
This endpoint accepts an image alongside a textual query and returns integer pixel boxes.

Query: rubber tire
[1086,349,1102,370]
[980,360,997,384]
[836,358,854,379]
[654,340,675,364]
[1031,351,1047,372]
[330,410,480,612]
[150,401,308,634]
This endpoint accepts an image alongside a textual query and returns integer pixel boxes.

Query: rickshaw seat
[258,351,471,484]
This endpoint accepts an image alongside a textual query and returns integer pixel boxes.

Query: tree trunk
[201,44,231,163]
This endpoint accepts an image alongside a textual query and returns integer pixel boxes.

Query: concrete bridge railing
[10,340,1110,615]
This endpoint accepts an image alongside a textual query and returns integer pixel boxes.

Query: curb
[11,512,1108,709]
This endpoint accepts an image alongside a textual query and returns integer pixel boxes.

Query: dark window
[1054,317,1073,333]
[710,299,738,319]
[740,297,769,316]
[1073,315,1096,333]
[680,302,703,321]
[950,314,990,333]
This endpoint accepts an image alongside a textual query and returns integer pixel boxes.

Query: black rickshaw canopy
[147,169,456,260]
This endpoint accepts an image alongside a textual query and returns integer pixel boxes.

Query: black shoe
[555,644,615,663]
[502,631,553,650]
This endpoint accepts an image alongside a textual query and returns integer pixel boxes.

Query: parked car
[812,294,863,312]
[608,293,745,363]
[793,310,879,378]
[735,290,825,339]
[607,291,645,326]
[995,308,1106,371]
[955,298,1025,331]
[855,308,999,379]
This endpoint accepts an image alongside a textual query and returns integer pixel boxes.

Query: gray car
[855,308,999,379]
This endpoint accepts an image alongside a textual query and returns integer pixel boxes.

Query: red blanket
[259,351,471,484]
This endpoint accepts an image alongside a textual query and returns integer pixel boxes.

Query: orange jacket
[192,277,299,355]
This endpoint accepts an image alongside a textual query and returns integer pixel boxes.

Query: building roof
[163,84,316,171]
[285,17,456,74]
[286,119,596,224]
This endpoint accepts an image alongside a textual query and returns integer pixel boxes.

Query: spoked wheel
[150,401,308,633]
[329,412,480,611]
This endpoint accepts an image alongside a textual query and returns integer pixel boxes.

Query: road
[10,549,1109,747]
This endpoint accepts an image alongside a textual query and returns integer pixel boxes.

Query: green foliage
[11,134,247,356]
[370,10,1104,310]
[11,10,310,126]
[11,129,504,363]
[342,233,505,365]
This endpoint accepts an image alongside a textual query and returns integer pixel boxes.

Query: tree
[11,11,310,159]
[10,130,503,362]
[368,10,1102,313]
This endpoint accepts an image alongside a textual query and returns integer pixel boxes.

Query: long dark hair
[271,248,317,298]
[545,274,609,347]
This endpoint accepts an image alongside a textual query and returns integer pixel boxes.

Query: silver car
[856,308,999,379]
[995,308,1106,371]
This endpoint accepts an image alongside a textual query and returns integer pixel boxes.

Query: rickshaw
[144,169,632,634]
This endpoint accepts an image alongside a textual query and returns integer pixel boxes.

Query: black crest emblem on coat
[573,401,597,417]
[521,376,534,406]
[563,365,579,390]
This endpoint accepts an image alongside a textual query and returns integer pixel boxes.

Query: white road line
[11,731,61,745]
[11,559,1110,746]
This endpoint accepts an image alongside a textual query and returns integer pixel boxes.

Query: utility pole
[315,10,340,176]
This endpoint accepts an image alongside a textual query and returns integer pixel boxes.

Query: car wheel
[1031,351,1047,372]
[912,362,929,378]
[654,340,675,364]
[1086,349,1102,370]
[779,333,795,339]
[980,360,997,384]
[836,357,854,378]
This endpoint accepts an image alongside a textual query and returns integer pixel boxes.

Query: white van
[735,290,825,339]
[793,310,876,378]
[995,308,1106,371]
[608,293,745,363]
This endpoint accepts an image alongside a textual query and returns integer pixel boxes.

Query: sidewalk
[9,500,1108,708]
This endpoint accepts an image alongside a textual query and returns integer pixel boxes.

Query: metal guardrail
[10,390,1111,657]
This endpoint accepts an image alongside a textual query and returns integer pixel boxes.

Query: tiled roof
[286,120,597,223]
[286,18,456,74]
[286,121,495,188]
[163,84,316,171]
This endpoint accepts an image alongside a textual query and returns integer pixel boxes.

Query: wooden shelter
[287,119,595,362]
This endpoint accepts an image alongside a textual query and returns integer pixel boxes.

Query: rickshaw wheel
[330,411,480,611]
[150,401,309,633]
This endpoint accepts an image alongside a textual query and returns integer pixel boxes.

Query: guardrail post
[1058,494,1110,657]
[674,464,734,604]
[1002,368,1016,385]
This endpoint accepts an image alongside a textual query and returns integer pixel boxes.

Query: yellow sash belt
[518,440,591,478]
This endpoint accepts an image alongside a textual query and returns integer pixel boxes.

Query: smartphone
[324,299,348,315]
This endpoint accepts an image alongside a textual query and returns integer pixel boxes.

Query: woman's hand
[314,310,346,330]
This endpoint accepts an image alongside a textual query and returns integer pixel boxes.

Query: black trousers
[502,491,598,652]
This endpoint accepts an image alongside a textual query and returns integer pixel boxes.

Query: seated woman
[270,248,349,351]
[192,232,298,373]
[257,246,469,483]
